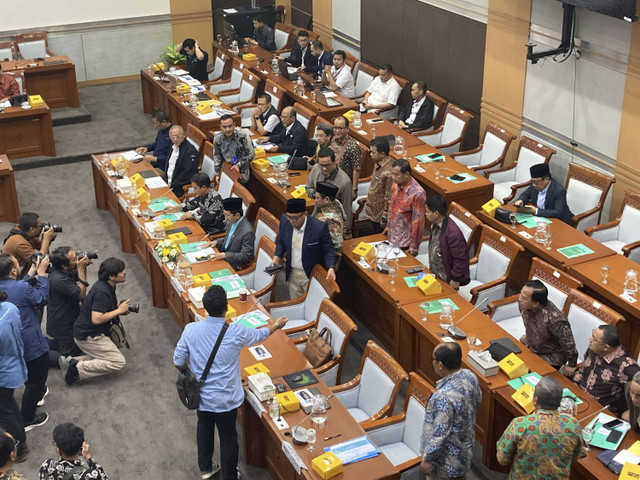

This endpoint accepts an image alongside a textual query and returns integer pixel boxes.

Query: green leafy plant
[160,44,187,66]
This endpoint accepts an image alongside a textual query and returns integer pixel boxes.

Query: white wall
[0,0,171,31]
[418,0,488,23]
[333,0,360,41]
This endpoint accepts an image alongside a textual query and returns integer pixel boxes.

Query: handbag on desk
[303,327,333,368]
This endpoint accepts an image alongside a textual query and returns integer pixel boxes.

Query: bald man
[165,125,199,197]
[257,107,312,155]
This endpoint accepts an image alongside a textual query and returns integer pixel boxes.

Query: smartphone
[289,172,301,176]
[407,267,423,274]
[450,174,465,181]
[264,265,284,274]
[603,419,623,429]
[606,429,623,444]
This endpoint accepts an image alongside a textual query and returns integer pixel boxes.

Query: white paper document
[145,177,168,189]
[370,241,407,260]
[184,248,215,263]
[120,150,143,162]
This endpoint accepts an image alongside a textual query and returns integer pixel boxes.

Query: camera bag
[110,319,130,349]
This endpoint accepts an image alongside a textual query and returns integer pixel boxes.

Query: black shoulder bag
[176,323,228,410]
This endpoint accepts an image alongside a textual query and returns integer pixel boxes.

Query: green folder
[585,413,630,450]
[179,241,208,253]
[557,244,594,259]
[156,213,182,222]
[233,312,268,329]
[507,372,542,390]
[421,298,459,314]
[519,216,551,229]
[269,154,289,164]
[404,276,419,288]
[209,268,234,279]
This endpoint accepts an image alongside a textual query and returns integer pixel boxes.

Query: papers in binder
[120,150,143,162]
[325,436,380,464]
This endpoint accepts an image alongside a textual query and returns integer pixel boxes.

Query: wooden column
[170,0,213,55]
[612,21,640,217]
[481,0,532,165]
[313,0,332,48]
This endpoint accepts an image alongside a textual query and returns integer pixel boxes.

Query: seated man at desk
[568,325,640,415]
[360,64,401,118]
[165,125,200,197]
[0,64,20,102]
[308,41,333,78]
[322,50,355,98]
[312,182,346,263]
[251,93,282,137]
[213,114,254,184]
[211,197,255,270]
[256,107,312,156]
[135,109,172,171]
[287,30,314,71]
[514,163,574,225]
[244,16,276,51]
[424,195,470,290]
[304,124,333,168]
[397,81,434,130]
[176,38,209,83]
[175,172,226,236]
[518,280,578,371]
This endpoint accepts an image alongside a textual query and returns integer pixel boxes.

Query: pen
[324,434,341,441]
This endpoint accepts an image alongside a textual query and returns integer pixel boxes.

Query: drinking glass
[389,266,397,284]
[467,333,478,351]
[278,173,288,193]
[582,427,594,452]
[600,264,610,284]
[370,127,377,138]
[544,233,553,250]
[306,428,317,452]
[420,302,429,321]
[439,303,454,330]
[392,244,401,258]
[434,167,440,180]
[310,395,327,429]
[509,213,517,229]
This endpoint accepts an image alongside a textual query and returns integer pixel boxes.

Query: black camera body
[128,304,140,313]
[77,250,99,260]
[42,222,62,233]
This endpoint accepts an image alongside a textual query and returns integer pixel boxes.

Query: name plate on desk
[170,277,185,294]
[107,179,116,191]
[281,441,305,474]
[117,196,127,210]
[132,216,142,232]
[246,391,266,416]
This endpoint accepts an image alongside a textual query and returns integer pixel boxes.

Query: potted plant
[160,44,187,68]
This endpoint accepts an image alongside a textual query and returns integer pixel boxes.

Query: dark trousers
[22,352,49,423]
[371,221,385,234]
[47,337,82,367]
[0,387,26,452]
[197,408,238,480]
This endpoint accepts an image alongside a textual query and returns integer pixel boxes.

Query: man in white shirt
[361,64,402,119]
[322,50,355,98]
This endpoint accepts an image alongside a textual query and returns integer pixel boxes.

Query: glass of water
[582,427,594,452]
[544,233,553,250]
[439,303,454,330]
[601,264,610,284]
[389,266,397,284]
[420,302,429,321]
[306,428,317,452]
[509,213,517,229]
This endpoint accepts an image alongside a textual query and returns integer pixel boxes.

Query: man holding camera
[2,212,57,276]
[59,258,130,385]
[47,247,92,360]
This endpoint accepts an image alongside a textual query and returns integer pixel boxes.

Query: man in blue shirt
[0,289,29,462]
[173,285,288,480]
[135,109,173,171]
[0,254,50,433]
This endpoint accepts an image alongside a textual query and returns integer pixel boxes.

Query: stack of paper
[325,436,381,464]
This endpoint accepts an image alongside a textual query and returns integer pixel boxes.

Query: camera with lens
[42,222,62,233]
[77,249,99,260]
[31,252,51,273]
[119,300,140,313]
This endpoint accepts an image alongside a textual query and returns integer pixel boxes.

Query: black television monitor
[561,0,637,22]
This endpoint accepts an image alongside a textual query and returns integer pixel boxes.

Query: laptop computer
[316,91,343,108]
[278,59,299,81]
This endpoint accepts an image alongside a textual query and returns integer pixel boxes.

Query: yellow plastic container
[482,198,501,217]
[167,232,188,245]
[243,362,271,377]
[499,353,528,379]
[311,452,343,480]
[352,242,375,261]
[416,275,442,296]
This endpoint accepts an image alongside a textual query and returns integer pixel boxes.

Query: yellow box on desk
[157,219,174,230]
[196,102,212,115]
[28,95,44,108]
[167,232,188,245]
[620,462,640,480]
[225,304,236,322]
[482,198,501,217]
[499,353,528,379]
[254,147,266,159]
[137,188,150,204]
[129,173,145,189]
[176,83,190,94]
[352,242,375,261]
[311,452,343,480]
[290,185,309,200]
[242,53,257,62]
[511,382,535,414]
[343,110,356,122]
[243,362,271,377]
[192,273,212,288]
[110,156,130,169]
[275,391,300,413]
[416,274,442,296]
[252,158,270,170]
[152,62,166,72]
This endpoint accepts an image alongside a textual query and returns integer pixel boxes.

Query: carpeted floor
[1,82,505,480]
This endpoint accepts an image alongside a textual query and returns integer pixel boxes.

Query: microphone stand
[447,298,489,340]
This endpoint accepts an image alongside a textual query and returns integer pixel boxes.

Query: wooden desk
[0,102,55,159]
[0,155,19,222]
[477,206,616,290]
[2,56,79,108]
[139,69,240,134]
[346,113,425,148]
[397,295,555,450]
[336,234,455,354]
[568,255,640,353]
[486,371,639,479]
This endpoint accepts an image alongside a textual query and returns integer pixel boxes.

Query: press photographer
[47,247,96,362]
[2,212,59,277]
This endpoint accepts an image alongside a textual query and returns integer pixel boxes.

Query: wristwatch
[78,279,89,287]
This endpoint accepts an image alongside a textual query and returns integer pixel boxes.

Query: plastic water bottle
[102,151,109,166]
[296,77,304,96]
[271,57,279,75]
[270,398,280,419]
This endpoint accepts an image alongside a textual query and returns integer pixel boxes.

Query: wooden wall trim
[170,11,212,23]
[487,6,531,35]
[78,74,140,87]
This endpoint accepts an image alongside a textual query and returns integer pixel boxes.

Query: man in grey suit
[212,198,255,270]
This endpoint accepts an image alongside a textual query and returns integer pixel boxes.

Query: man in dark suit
[212,198,255,270]
[257,106,312,156]
[515,163,574,224]
[307,40,332,78]
[398,81,434,130]
[287,30,315,71]
[165,125,199,197]
[270,199,336,299]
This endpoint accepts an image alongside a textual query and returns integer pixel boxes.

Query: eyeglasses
[318,163,333,169]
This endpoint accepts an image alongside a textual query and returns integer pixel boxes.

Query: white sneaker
[200,463,221,479]
[37,386,49,407]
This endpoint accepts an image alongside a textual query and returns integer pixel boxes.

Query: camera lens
[43,222,62,233]
[78,250,99,260]
[128,304,140,313]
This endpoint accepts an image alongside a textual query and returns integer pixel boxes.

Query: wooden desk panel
[140,69,171,114]
[347,113,425,148]
[0,155,19,223]
[0,103,55,159]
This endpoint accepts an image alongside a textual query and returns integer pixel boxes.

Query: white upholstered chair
[264,79,287,113]
[216,162,241,199]
[185,124,206,157]
[487,257,583,340]
[585,189,640,264]
[0,41,16,61]
[458,225,524,308]
[274,22,295,51]
[351,62,378,101]
[565,163,615,232]
[4,71,24,95]
[218,70,259,111]
[484,136,555,204]
[239,237,277,305]
[200,141,216,181]
[293,299,358,386]
[13,32,54,59]
[208,58,244,94]
[413,104,473,155]
[451,122,516,172]
[264,265,340,333]
[564,289,624,362]
[352,176,372,237]
[230,182,256,219]
[365,373,435,479]
[207,50,229,82]
[252,207,279,254]
[331,340,408,425]
[293,102,316,136]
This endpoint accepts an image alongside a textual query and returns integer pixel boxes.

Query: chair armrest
[228,99,252,109]
[487,294,520,318]
[313,356,341,376]
[389,117,399,123]
[353,198,367,219]
[217,87,240,97]
[622,240,640,256]
[368,404,394,422]
[364,413,406,445]
[413,125,444,138]
[435,139,463,155]
[484,162,516,180]
[274,48,292,55]
[235,103,257,113]
[470,277,508,307]
[506,180,533,203]
[236,263,256,278]
[584,219,620,237]
[470,158,503,172]
[451,146,483,158]
[572,206,601,229]
[364,412,406,432]
[264,294,306,312]
[330,373,361,393]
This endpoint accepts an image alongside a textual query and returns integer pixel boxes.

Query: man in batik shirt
[172,172,226,236]
[420,342,481,479]
[364,137,394,234]
[386,159,426,256]
[497,376,582,480]
[330,116,361,198]
[518,280,578,371]
[213,114,254,184]
[312,182,346,263]
[568,324,640,415]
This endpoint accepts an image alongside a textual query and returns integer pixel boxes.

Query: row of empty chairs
[0,31,54,61]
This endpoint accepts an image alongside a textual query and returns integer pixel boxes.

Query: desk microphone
[447,298,489,340]
[578,405,610,425]
[374,242,396,274]
[286,149,298,171]
[291,394,334,445]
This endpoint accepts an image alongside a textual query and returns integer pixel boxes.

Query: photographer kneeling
[47,247,93,363]
[60,258,130,386]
